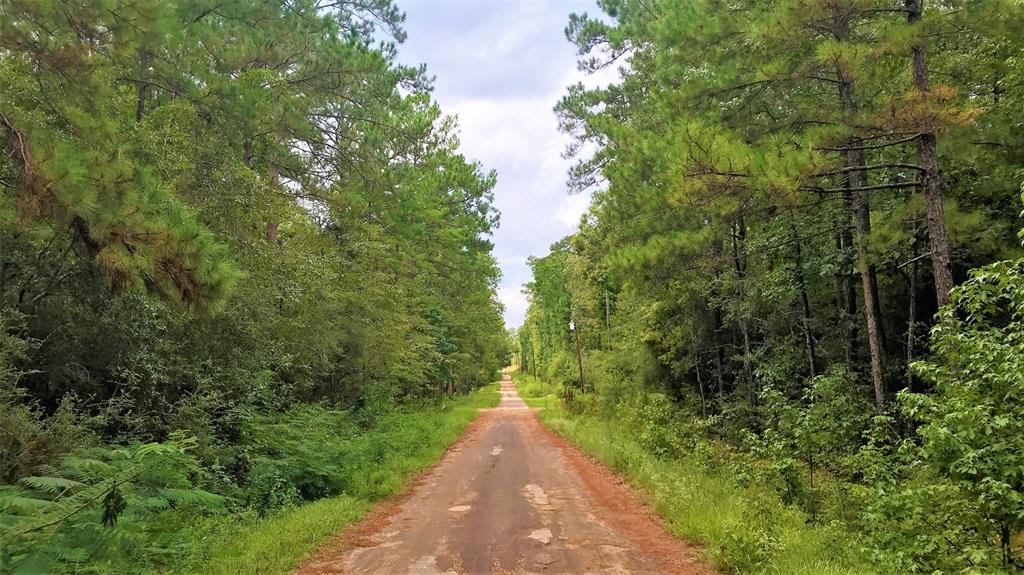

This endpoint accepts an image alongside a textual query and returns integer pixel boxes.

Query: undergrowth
[510,370,558,408]
[0,384,498,574]
[539,404,875,575]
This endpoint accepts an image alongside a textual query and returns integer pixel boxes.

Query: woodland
[3,0,1024,573]
[517,0,1024,572]
[0,1,507,572]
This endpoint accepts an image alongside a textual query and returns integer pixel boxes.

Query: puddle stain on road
[528,528,553,545]
[521,483,550,508]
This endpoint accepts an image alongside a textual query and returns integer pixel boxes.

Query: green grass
[511,370,558,409]
[181,383,500,575]
[539,406,875,575]
[512,371,558,398]
[522,395,557,409]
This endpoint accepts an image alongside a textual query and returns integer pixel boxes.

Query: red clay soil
[294,375,714,575]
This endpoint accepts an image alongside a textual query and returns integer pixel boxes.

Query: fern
[18,476,84,495]
[161,488,226,510]
[0,437,226,573]
[0,489,56,514]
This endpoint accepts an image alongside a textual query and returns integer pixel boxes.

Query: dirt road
[295,375,711,575]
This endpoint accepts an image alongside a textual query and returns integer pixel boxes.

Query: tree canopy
[520,0,1024,570]
[0,2,508,570]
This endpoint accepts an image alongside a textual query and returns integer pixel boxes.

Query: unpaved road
[295,375,712,575]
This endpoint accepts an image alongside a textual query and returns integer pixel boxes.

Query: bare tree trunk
[791,221,818,379]
[906,0,954,307]
[713,307,726,400]
[696,358,707,417]
[851,170,887,411]
[906,230,919,389]
[732,218,754,395]
[869,265,888,352]
[835,12,886,411]
[711,235,727,402]
[835,190,858,369]
[243,139,255,167]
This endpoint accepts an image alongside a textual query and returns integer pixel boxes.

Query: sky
[396,0,608,328]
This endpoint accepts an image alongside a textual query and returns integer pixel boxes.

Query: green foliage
[894,256,1024,570]
[0,438,225,574]
[180,384,498,575]
[540,405,874,575]
[518,0,1024,572]
[0,1,507,572]
[0,385,498,574]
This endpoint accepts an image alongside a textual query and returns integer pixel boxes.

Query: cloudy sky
[396,0,606,328]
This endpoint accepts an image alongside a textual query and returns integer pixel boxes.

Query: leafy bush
[1,310,98,482]
[714,498,783,573]
[0,437,225,574]
[620,391,692,458]
[893,259,1024,570]
[0,384,499,575]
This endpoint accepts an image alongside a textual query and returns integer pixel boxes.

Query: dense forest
[0,1,507,572]
[518,0,1024,572]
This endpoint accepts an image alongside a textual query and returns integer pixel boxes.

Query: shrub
[0,437,226,574]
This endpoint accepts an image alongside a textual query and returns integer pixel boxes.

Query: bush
[620,391,697,458]
[714,498,783,573]
[0,384,500,575]
[0,437,226,573]
[540,403,874,575]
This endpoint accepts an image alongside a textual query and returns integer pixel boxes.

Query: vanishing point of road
[295,374,712,575]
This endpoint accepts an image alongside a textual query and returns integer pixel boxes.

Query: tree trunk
[732,218,754,395]
[791,221,818,379]
[835,12,886,411]
[906,0,954,307]
[243,139,255,167]
[695,358,707,417]
[906,230,919,389]
[713,307,726,400]
[869,264,888,352]
[710,233,727,402]
[852,170,887,411]
[835,190,858,369]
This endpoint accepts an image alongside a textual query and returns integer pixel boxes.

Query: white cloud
[398,0,609,327]
[497,285,529,324]
[556,193,591,228]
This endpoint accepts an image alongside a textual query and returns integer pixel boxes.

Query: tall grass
[540,407,876,575]
[510,371,559,408]
[179,384,499,575]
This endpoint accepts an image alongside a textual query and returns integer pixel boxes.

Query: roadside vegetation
[509,368,559,409]
[0,2,507,573]
[540,402,874,574]
[186,385,498,575]
[517,1,1024,573]
[1,385,499,574]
